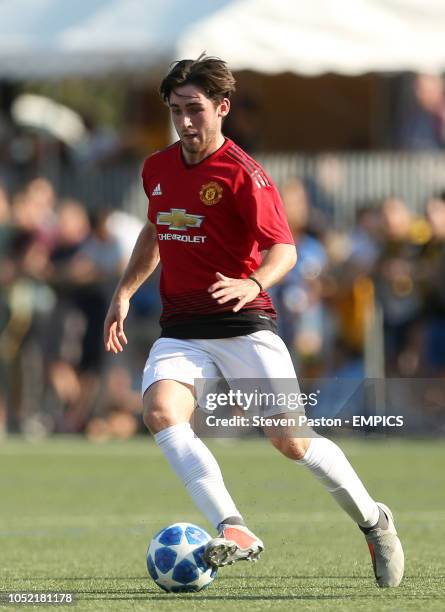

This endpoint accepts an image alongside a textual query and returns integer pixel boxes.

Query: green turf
[0,436,444,611]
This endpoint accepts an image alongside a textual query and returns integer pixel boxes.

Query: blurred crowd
[1,175,445,438]
[0,177,160,438]
[273,179,445,382]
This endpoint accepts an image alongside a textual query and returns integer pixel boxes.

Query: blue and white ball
[147,522,217,593]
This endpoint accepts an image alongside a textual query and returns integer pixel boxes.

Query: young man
[104,56,404,587]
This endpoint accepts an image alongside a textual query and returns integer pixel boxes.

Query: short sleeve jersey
[142,138,294,339]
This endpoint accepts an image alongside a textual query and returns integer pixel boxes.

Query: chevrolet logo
[156,208,204,231]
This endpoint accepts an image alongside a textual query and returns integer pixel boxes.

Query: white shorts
[141,330,301,417]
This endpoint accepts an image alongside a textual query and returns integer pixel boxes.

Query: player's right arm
[104,220,159,353]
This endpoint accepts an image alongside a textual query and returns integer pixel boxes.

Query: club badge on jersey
[199,182,223,206]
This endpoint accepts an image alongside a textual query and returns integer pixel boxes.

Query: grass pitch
[0,436,444,611]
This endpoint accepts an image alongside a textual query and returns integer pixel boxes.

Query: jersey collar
[178,137,232,170]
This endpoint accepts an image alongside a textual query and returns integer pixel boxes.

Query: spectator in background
[0,185,12,248]
[76,114,120,165]
[85,365,142,441]
[323,206,381,374]
[0,185,12,434]
[106,209,144,262]
[374,197,425,375]
[45,206,126,432]
[10,177,57,251]
[50,199,91,268]
[0,216,54,432]
[44,200,92,426]
[0,185,16,320]
[272,178,330,373]
[68,208,125,373]
[348,206,381,272]
[419,195,445,374]
[3,179,57,380]
[397,74,445,150]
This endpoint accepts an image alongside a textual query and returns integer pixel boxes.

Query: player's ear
[218,98,230,118]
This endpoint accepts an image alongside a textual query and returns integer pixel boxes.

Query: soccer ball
[147,522,217,593]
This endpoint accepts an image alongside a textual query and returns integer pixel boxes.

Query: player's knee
[269,436,310,461]
[142,380,195,434]
[143,402,173,434]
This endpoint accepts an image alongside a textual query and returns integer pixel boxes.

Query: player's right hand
[104,295,130,354]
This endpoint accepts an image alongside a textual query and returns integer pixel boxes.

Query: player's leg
[267,433,380,526]
[207,330,378,523]
[268,432,404,587]
[142,338,244,534]
[207,331,404,584]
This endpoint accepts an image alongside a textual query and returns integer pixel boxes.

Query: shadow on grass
[6,574,371,581]
[5,576,147,581]
[7,573,434,585]
[79,593,419,602]
[218,575,371,580]
[6,574,432,602]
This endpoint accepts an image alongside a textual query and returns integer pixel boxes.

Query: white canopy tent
[0,0,445,80]
[179,0,445,76]
[0,0,231,79]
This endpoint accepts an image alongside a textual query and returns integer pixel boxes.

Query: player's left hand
[208,272,261,312]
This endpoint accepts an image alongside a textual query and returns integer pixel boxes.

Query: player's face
[169,84,230,161]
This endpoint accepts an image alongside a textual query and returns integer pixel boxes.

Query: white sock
[297,437,379,527]
[154,422,241,528]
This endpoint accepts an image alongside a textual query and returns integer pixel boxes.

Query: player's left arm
[209,243,297,312]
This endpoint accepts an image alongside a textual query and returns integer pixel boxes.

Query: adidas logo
[151,183,162,196]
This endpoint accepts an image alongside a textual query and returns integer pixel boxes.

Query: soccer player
[104,56,404,587]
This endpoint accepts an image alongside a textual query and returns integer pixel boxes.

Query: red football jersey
[142,138,294,329]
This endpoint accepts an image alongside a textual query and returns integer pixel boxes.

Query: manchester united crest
[199,181,223,206]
